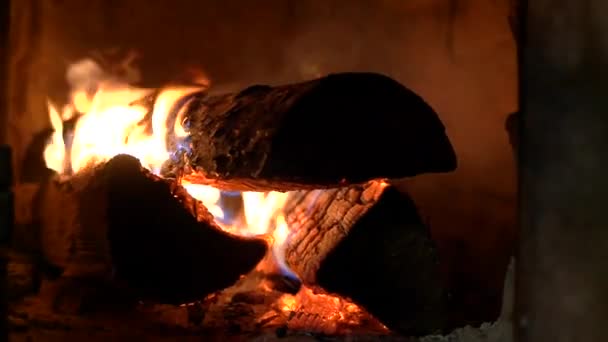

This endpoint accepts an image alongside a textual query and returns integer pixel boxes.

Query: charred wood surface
[104,154,267,303]
[163,72,457,192]
[283,182,446,336]
[38,154,267,307]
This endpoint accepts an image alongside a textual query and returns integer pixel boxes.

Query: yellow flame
[43,101,66,174]
[72,90,92,114]
[279,294,298,311]
[43,59,295,271]
[273,215,289,247]
[177,181,290,240]
[242,192,289,236]
[180,181,224,219]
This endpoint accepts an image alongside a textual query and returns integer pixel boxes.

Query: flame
[42,59,397,332]
[43,58,297,279]
[43,101,66,174]
[273,286,388,332]
[46,83,202,175]
[279,294,298,312]
[180,181,224,219]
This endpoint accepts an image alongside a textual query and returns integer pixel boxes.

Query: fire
[43,102,66,174]
[43,58,296,278]
[271,286,387,333]
[42,58,388,333]
[46,83,202,175]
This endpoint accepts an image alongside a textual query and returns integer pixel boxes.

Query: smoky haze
[7,0,517,324]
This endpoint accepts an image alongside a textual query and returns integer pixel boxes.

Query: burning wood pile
[9,58,458,340]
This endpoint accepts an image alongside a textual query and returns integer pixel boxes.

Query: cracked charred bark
[162,72,457,192]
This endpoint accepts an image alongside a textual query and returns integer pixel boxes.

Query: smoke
[65,59,105,96]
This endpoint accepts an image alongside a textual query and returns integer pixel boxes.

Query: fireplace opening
[3,1,518,341]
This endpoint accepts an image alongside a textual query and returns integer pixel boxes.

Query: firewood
[162,72,457,192]
[282,181,446,336]
[39,154,267,308]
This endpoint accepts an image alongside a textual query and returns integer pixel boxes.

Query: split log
[505,111,519,159]
[162,72,457,192]
[38,154,267,309]
[282,181,446,337]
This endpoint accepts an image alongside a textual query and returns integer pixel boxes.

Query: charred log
[39,154,267,308]
[163,72,457,192]
[105,155,268,303]
[282,182,446,336]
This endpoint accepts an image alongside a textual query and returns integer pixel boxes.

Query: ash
[418,258,514,342]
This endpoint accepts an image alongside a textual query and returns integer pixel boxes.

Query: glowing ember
[272,286,389,333]
[278,294,298,311]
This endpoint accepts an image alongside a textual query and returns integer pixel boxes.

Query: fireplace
[2,1,519,341]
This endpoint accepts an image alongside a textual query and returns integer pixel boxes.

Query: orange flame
[46,83,202,175]
[43,102,66,174]
[43,58,295,277]
[42,59,394,331]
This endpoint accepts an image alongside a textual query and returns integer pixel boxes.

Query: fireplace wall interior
[2,0,518,339]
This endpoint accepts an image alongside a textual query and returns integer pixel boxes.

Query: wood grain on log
[38,154,267,307]
[163,72,457,192]
[282,182,446,336]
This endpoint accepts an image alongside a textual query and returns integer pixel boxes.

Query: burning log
[163,72,457,192]
[282,182,446,336]
[39,154,267,309]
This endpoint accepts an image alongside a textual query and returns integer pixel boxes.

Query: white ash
[418,258,515,342]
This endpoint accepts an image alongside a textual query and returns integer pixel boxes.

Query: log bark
[38,154,267,308]
[282,181,446,336]
[162,72,457,192]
